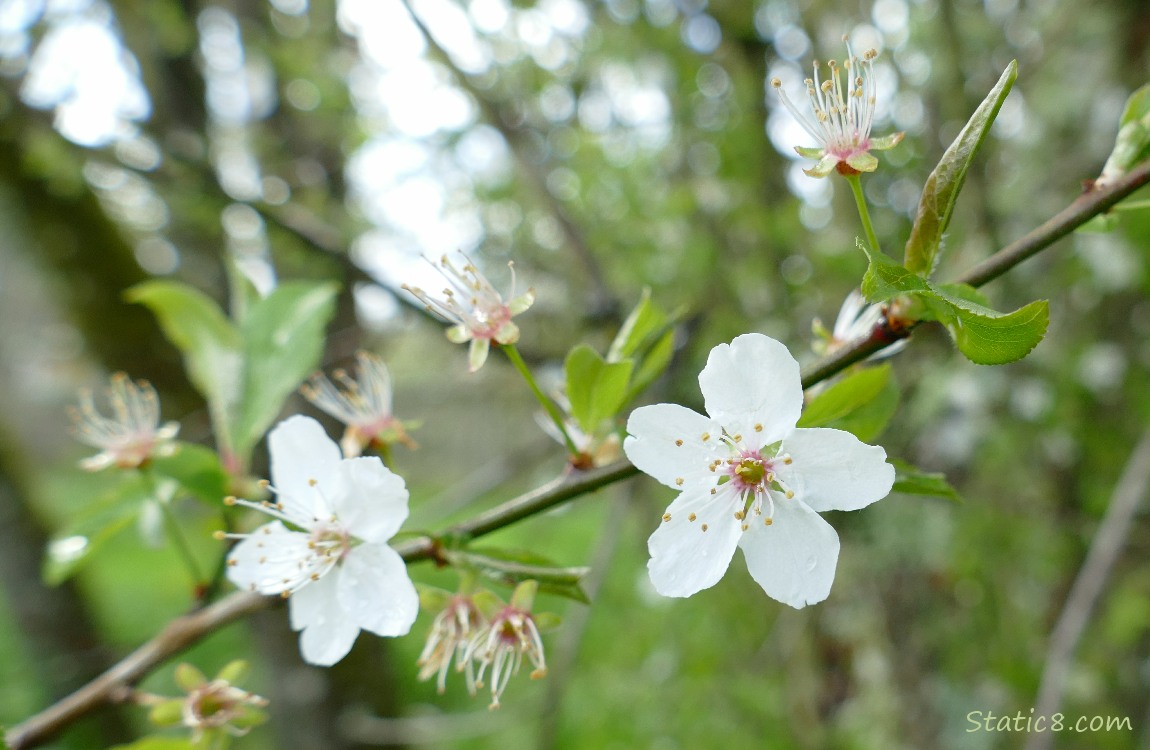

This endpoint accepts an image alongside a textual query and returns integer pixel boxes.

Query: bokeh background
[1,0,1149,748]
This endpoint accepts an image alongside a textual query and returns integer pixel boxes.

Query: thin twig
[956,159,1150,288]
[1023,423,1150,750]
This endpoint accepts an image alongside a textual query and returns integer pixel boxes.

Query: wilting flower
[146,661,267,742]
[221,415,418,666]
[68,373,179,471]
[417,593,481,695]
[624,333,895,607]
[402,254,535,372]
[813,289,908,358]
[770,37,904,178]
[462,581,548,709]
[301,351,417,458]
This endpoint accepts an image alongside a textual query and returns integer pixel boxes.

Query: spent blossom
[624,333,895,607]
[417,592,482,695]
[69,372,179,471]
[301,351,417,458]
[462,581,548,709]
[220,415,418,666]
[145,661,267,742]
[812,289,908,358]
[770,36,904,178]
[402,254,535,372]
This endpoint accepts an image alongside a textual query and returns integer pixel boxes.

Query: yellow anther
[227,558,237,566]
[733,434,742,442]
[675,477,684,486]
[662,513,672,522]
[258,479,270,488]
[212,530,227,540]
[710,488,717,495]
[785,490,795,499]
[259,555,267,563]
[754,423,763,432]
[308,478,317,486]
[224,496,237,506]
[688,512,697,522]
[701,432,711,441]
[764,518,773,526]
[675,439,684,446]
[280,590,290,599]
[701,524,709,532]
[310,573,320,581]
[742,523,749,531]
[734,510,745,520]
[770,77,782,88]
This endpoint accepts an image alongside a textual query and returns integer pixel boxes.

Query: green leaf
[799,364,900,442]
[43,476,152,585]
[149,443,228,505]
[233,281,339,457]
[859,242,1049,365]
[127,281,243,449]
[925,289,1049,366]
[860,240,931,303]
[607,288,666,362]
[1096,83,1150,188]
[455,547,591,604]
[890,459,963,502]
[624,328,675,404]
[798,365,892,428]
[904,61,1018,277]
[565,345,634,435]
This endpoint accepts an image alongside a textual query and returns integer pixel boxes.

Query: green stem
[845,172,882,256]
[500,344,582,457]
[157,496,205,588]
[139,468,204,587]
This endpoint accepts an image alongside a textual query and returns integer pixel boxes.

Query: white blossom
[222,416,418,666]
[624,333,895,607]
[69,373,179,471]
[402,254,534,372]
[771,37,903,178]
[301,351,417,458]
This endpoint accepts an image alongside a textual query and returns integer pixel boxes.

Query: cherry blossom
[624,333,895,606]
[222,416,418,665]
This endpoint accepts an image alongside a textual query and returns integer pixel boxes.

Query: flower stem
[157,497,205,588]
[500,344,582,457]
[846,173,882,256]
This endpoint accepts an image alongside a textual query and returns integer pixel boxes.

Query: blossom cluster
[417,581,549,709]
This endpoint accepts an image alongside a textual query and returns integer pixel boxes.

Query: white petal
[624,403,723,490]
[778,428,895,512]
[338,543,419,637]
[290,572,361,666]
[698,333,802,447]
[467,338,491,372]
[647,483,743,597]
[269,416,343,522]
[225,522,314,595]
[739,497,840,608]
[328,457,409,544]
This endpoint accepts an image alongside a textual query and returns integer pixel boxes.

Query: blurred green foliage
[1,0,1149,748]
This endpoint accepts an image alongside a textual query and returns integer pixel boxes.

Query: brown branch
[4,591,270,749]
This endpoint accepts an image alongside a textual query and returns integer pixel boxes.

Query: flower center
[725,447,774,495]
[309,522,351,563]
